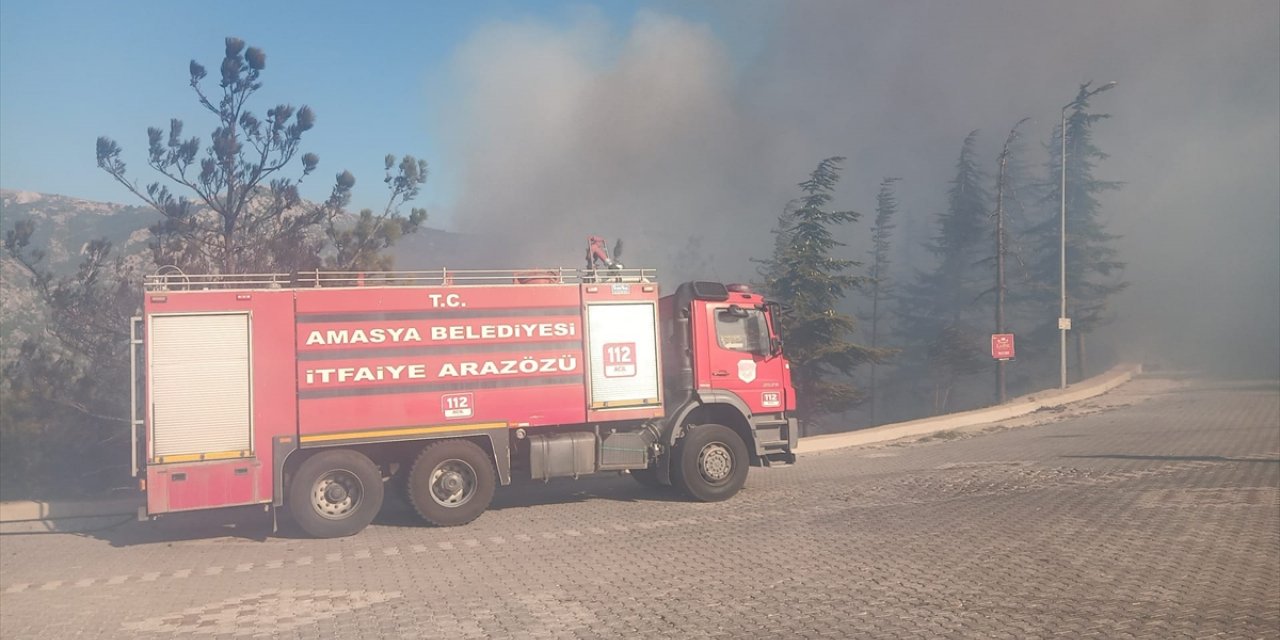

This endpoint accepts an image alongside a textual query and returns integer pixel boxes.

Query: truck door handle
[713,370,728,376]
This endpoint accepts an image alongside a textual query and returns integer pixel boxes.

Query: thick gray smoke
[441,11,796,277]
[440,2,1279,377]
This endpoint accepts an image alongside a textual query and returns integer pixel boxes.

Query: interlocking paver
[0,377,1277,639]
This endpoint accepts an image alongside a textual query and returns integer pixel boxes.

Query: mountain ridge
[0,188,495,358]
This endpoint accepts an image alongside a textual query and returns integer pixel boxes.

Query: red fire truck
[130,261,797,538]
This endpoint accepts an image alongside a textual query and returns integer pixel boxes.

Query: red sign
[991,333,1015,360]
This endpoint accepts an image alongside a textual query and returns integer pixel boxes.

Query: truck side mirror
[764,301,785,357]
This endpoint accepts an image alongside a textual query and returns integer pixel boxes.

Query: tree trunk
[869,363,878,426]
[223,230,235,274]
[1075,332,1087,382]
[933,382,952,415]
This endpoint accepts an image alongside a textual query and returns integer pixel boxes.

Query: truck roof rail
[144,272,292,291]
[144,268,657,291]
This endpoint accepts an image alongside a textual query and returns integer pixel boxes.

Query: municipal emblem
[737,359,757,383]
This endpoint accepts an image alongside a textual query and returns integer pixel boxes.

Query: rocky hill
[0,190,158,354]
[0,189,501,358]
[1,190,155,272]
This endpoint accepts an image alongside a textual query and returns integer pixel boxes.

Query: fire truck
[130,253,797,538]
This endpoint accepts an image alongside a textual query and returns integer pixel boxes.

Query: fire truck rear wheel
[288,449,385,539]
[672,423,748,502]
[408,439,496,527]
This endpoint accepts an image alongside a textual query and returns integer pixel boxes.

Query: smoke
[441,10,794,278]
[440,2,1279,377]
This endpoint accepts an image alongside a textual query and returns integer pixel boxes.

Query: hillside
[0,189,500,358]
[0,190,156,355]
[0,190,155,270]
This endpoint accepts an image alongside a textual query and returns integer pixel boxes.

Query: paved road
[1,377,1277,639]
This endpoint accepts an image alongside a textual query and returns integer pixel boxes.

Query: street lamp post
[1059,81,1116,389]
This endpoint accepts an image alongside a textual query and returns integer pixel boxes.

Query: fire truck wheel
[672,424,748,502]
[288,449,385,539]
[408,439,496,527]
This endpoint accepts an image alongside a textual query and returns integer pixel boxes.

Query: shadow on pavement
[494,473,683,509]
[42,472,683,546]
[371,472,684,531]
[1186,380,1280,393]
[1062,454,1279,463]
[0,504,281,547]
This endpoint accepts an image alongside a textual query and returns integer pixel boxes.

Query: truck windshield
[716,308,770,355]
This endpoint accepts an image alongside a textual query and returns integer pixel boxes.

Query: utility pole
[1059,81,1117,389]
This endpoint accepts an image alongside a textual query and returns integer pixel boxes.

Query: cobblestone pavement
[1,377,1277,639]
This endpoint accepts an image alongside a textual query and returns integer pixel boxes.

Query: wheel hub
[441,471,464,493]
[698,443,733,483]
[312,470,362,520]
[430,460,478,508]
[324,483,349,502]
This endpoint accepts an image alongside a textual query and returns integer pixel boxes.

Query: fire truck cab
[131,267,796,537]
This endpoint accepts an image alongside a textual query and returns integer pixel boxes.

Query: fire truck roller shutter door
[586,302,661,408]
[149,313,252,459]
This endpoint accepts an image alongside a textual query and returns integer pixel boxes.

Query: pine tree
[895,131,992,413]
[865,177,901,424]
[1025,82,1126,382]
[758,157,879,421]
[95,37,426,275]
[326,155,430,271]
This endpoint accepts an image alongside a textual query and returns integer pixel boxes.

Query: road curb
[0,363,1141,524]
[794,362,1142,455]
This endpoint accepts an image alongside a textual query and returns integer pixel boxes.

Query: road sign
[991,333,1015,360]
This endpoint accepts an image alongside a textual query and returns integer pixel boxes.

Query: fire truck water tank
[528,432,596,481]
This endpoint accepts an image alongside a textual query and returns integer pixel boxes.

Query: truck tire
[672,424,748,502]
[288,449,385,539]
[408,439,496,527]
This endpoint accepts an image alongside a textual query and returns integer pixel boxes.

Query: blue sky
[0,0,667,217]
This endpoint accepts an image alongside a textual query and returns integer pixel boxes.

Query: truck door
[700,303,786,413]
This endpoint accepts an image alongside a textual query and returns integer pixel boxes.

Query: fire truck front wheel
[288,449,385,539]
[408,439,497,527]
[672,423,748,502]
